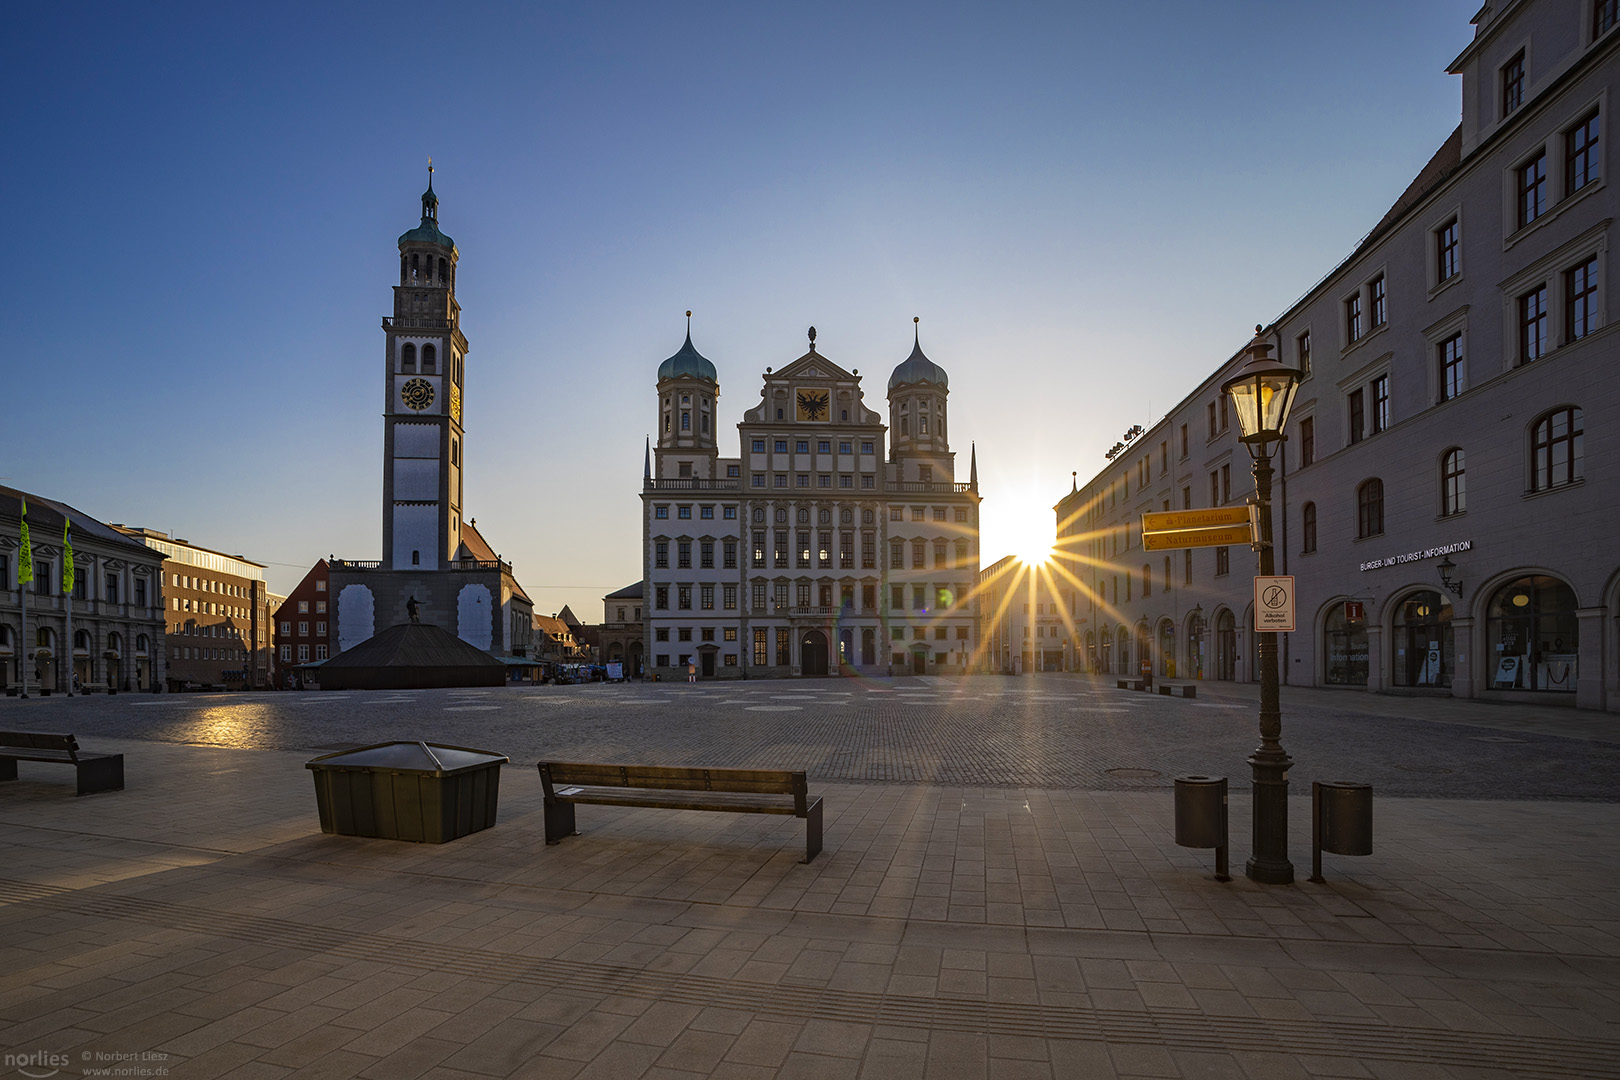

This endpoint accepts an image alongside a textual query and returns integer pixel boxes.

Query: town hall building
[642,321,982,679]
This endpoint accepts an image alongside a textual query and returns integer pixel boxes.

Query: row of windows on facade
[894,402,940,439]
[652,581,967,613]
[401,252,452,286]
[173,596,252,618]
[278,621,327,638]
[1082,407,1582,583]
[654,535,974,571]
[656,504,970,525]
[1512,110,1600,231]
[279,644,329,663]
[0,627,151,654]
[612,606,642,622]
[169,621,247,641]
[1088,311,1592,544]
[663,392,713,437]
[171,573,253,598]
[1090,149,1601,520]
[0,557,152,607]
[1336,111,1601,351]
[1309,406,1585,550]
[174,646,250,663]
[753,438,878,456]
[1333,257,1597,453]
[397,342,441,373]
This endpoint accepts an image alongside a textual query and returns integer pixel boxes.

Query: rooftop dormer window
[1501,50,1524,118]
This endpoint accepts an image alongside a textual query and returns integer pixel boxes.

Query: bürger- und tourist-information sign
[1140,505,1255,551]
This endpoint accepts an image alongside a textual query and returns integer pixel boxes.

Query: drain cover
[1106,767,1163,779]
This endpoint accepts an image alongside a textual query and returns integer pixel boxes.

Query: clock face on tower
[401,377,435,411]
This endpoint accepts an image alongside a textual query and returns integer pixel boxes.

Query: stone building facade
[1057,0,1620,711]
[599,581,644,677]
[112,527,274,692]
[977,555,1076,674]
[273,559,331,687]
[642,324,982,679]
[1,487,166,694]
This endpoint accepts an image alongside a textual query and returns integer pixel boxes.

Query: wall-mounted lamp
[1437,556,1463,597]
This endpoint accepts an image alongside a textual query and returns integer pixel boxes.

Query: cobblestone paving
[7,675,1617,800]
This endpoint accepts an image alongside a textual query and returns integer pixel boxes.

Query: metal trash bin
[306,741,508,844]
[1173,775,1230,881]
[1310,780,1372,882]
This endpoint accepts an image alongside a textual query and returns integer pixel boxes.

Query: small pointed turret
[643,437,651,479]
[970,442,979,492]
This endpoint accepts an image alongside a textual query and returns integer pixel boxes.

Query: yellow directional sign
[1141,506,1251,532]
[1142,524,1254,551]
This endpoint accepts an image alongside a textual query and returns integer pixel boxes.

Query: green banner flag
[17,497,32,585]
[62,517,74,595]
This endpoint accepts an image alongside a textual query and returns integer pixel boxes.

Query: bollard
[1173,775,1230,881]
[1310,780,1373,882]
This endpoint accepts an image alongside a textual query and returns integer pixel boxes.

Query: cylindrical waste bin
[1174,775,1227,848]
[1317,781,1372,855]
[306,741,508,843]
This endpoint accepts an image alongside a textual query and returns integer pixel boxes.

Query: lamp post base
[1246,749,1294,884]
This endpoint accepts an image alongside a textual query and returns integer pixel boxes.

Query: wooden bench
[1116,679,1146,692]
[538,762,823,862]
[0,731,125,796]
[1157,683,1197,699]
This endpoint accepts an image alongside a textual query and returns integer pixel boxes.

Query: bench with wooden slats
[0,731,124,796]
[537,761,822,862]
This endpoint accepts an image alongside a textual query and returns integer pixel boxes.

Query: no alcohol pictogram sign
[1254,575,1296,632]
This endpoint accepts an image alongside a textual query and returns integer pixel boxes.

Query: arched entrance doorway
[1486,575,1579,691]
[1116,625,1131,676]
[1324,601,1369,685]
[1158,620,1176,677]
[838,629,854,672]
[1214,611,1236,680]
[801,630,829,677]
[1392,591,1452,688]
[1099,627,1112,673]
[105,631,123,691]
[135,633,150,691]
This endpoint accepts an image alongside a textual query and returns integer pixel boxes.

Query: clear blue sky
[6,1,1476,615]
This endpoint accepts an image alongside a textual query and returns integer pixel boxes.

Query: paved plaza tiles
[0,677,1616,1080]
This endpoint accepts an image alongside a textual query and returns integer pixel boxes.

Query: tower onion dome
[888,323,948,390]
[657,329,718,382]
[398,172,455,250]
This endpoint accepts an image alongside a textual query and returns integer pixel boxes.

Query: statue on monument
[407,595,420,624]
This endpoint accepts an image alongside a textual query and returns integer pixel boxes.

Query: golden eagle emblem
[796,390,829,422]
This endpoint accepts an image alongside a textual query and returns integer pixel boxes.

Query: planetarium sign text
[1359,539,1472,573]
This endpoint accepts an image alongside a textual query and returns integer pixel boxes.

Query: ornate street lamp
[1221,325,1303,885]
